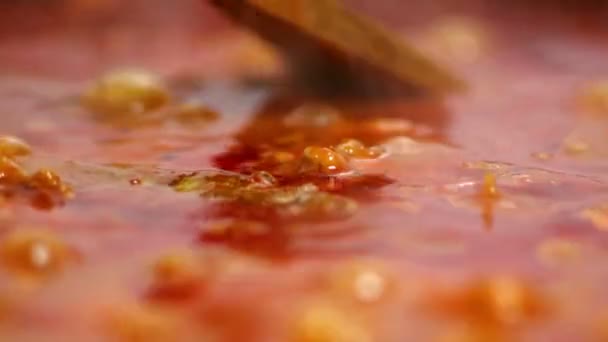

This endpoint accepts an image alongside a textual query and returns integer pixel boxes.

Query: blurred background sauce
[0,0,606,79]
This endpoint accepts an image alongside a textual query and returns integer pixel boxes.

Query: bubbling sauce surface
[0,2,608,341]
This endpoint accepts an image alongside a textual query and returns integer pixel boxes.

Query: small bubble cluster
[171,172,358,221]
[83,70,170,116]
[335,139,385,160]
[0,136,31,159]
[83,70,221,129]
[0,229,76,278]
[0,137,72,210]
[301,146,350,175]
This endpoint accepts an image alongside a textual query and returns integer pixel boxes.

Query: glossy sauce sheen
[1,2,608,341]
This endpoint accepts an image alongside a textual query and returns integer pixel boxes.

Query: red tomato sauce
[0,1,608,341]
